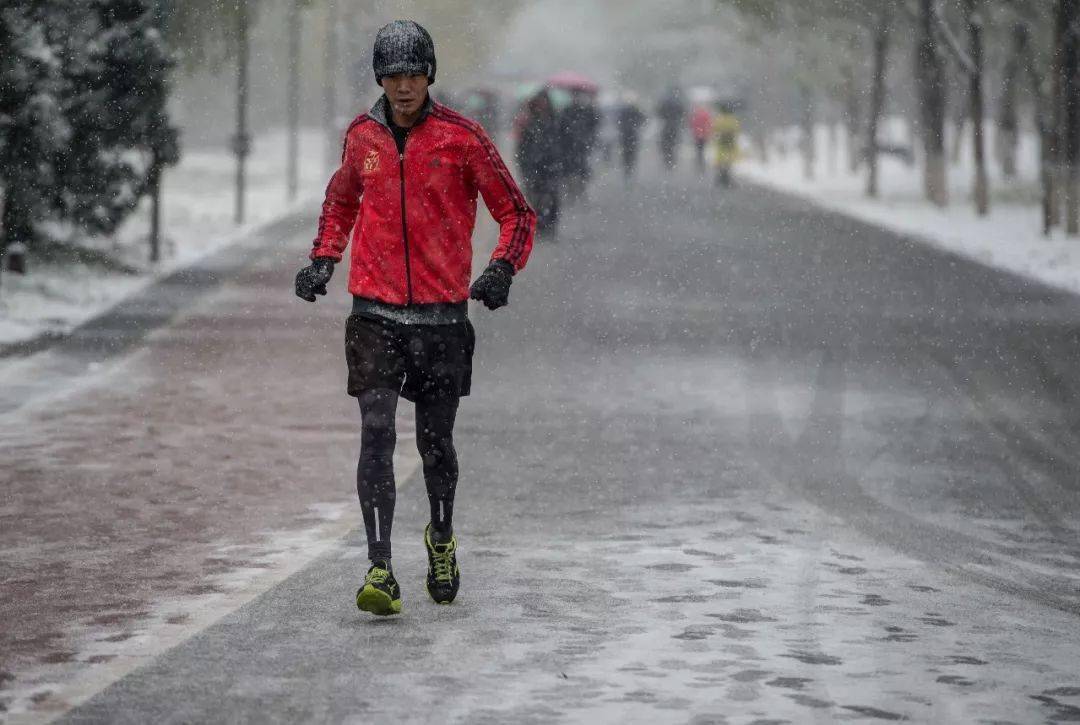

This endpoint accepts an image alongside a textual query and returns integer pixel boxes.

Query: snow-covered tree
[1,0,178,283]
[53,0,179,236]
[0,1,70,280]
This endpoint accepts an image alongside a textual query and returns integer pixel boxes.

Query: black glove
[469,259,514,310]
[295,257,335,302]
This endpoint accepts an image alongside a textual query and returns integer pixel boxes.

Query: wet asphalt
[14,155,1080,723]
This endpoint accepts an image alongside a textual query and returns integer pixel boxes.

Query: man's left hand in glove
[469,259,514,310]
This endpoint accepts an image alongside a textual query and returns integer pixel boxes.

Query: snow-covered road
[4,156,1080,723]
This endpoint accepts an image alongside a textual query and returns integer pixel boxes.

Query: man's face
[382,73,430,117]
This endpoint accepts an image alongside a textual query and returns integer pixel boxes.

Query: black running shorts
[344,314,475,402]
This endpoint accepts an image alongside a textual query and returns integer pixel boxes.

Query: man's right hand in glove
[295,257,335,302]
[469,259,514,310]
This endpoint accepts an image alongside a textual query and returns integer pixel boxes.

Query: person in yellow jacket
[712,102,741,187]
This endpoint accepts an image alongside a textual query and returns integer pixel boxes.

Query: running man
[294,20,536,615]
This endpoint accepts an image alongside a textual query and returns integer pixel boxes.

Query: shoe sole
[356,586,402,616]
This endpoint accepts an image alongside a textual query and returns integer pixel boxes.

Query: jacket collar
[370,93,435,129]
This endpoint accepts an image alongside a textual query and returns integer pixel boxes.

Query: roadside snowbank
[0,127,329,350]
[738,126,1080,298]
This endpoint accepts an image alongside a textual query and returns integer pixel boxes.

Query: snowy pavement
[47,489,1080,724]
[0,215,420,720]
[739,126,1080,300]
[4,154,1080,722]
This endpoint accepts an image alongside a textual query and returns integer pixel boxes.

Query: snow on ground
[738,124,1080,297]
[0,219,422,719]
[0,128,329,350]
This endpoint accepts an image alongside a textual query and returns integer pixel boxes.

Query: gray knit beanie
[372,20,436,85]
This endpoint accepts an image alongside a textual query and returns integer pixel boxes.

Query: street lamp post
[287,0,301,202]
[149,0,167,263]
[233,0,252,225]
[323,0,339,173]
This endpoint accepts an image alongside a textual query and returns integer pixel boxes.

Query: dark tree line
[723,0,1080,236]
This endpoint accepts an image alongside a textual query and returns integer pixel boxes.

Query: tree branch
[1024,41,1049,136]
[932,0,976,76]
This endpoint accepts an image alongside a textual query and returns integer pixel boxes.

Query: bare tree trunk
[0,185,6,290]
[149,167,162,263]
[800,84,816,181]
[1,183,31,278]
[997,23,1028,179]
[1042,124,1055,235]
[233,0,250,225]
[842,56,861,172]
[968,0,989,215]
[827,120,839,175]
[951,113,966,164]
[918,0,949,206]
[1063,0,1080,235]
[867,4,891,198]
[1024,26,1055,235]
[323,0,340,174]
[286,0,301,202]
[1050,3,1067,228]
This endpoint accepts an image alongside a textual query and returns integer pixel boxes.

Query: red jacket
[310,96,536,305]
[690,106,712,142]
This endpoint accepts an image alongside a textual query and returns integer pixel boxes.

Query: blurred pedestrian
[617,92,648,181]
[558,88,600,200]
[597,92,619,167]
[712,100,741,187]
[656,86,685,170]
[294,19,536,617]
[517,90,563,235]
[690,104,712,174]
[464,88,500,136]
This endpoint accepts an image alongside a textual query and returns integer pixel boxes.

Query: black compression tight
[356,389,459,563]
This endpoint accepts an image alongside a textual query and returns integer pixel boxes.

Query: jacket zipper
[398,143,414,304]
[378,123,414,304]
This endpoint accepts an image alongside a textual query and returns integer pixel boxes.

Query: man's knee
[417,431,455,468]
[362,409,396,436]
[360,391,398,443]
[418,433,453,459]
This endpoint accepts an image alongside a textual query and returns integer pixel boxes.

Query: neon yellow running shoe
[355,562,402,616]
[424,524,460,604]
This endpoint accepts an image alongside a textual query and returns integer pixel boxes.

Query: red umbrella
[546,70,600,94]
